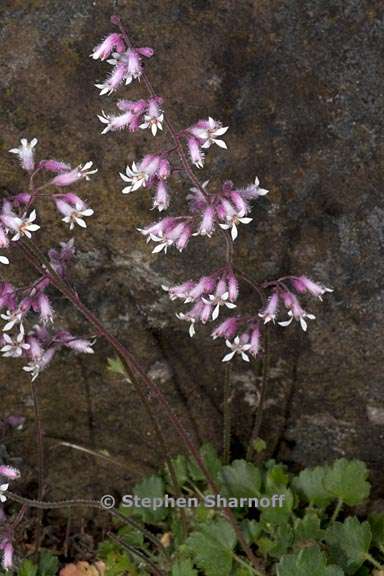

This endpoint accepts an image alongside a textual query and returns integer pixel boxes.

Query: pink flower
[120,155,161,193]
[1,210,40,241]
[91,33,125,60]
[51,162,97,187]
[211,317,239,340]
[186,137,205,168]
[9,138,38,172]
[196,206,215,237]
[139,218,192,253]
[95,47,154,94]
[139,97,164,136]
[187,117,229,150]
[0,538,13,571]
[258,292,279,324]
[278,291,315,331]
[38,159,72,173]
[217,198,252,241]
[153,181,170,212]
[290,275,333,300]
[54,194,94,230]
[240,177,269,200]
[222,336,252,363]
[0,466,20,480]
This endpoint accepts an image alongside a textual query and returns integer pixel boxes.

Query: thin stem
[365,552,384,570]
[30,376,45,554]
[223,363,232,465]
[247,326,270,460]
[330,498,343,523]
[107,532,165,576]
[18,239,259,568]
[233,553,265,576]
[6,492,166,556]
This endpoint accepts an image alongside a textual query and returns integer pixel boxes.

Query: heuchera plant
[0,15,332,572]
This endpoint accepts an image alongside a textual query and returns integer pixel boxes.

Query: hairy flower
[54,194,94,230]
[91,33,125,61]
[278,291,315,331]
[258,292,279,324]
[9,138,38,172]
[1,326,30,358]
[222,336,252,363]
[51,162,97,187]
[290,275,333,300]
[1,209,40,242]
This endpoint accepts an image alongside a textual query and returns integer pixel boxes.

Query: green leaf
[165,454,189,488]
[187,443,222,483]
[293,465,334,507]
[18,560,38,576]
[277,545,344,576]
[172,558,198,576]
[241,519,262,544]
[261,524,294,559]
[369,513,384,549]
[107,356,127,376]
[253,438,267,453]
[294,513,324,546]
[265,463,289,491]
[186,518,236,576]
[325,517,371,574]
[219,459,261,499]
[323,459,371,506]
[260,488,294,526]
[133,474,167,523]
[38,551,59,576]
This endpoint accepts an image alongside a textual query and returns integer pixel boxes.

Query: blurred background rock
[0,0,383,500]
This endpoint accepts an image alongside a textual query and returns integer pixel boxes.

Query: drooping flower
[278,291,315,331]
[258,292,279,324]
[0,538,14,571]
[95,46,154,94]
[54,194,94,230]
[91,33,126,61]
[9,138,38,172]
[139,97,164,136]
[211,317,240,340]
[222,336,252,362]
[120,155,161,193]
[1,326,30,358]
[187,117,228,150]
[1,210,40,242]
[218,200,252,241]
[0,466,20,480]
[0,484,8,504]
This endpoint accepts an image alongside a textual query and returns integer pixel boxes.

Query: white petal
[212,304,220,320]
[241,352,250,362]
[231,224,238,241]
[222,351,236,362]
[213,139,227,149]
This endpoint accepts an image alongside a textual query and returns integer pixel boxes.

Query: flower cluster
[91,32,154,95]
[3,141,99,381]
[0,244,94,381]
[99,97,164,135]
[3,139,97,268]
[91,25,333,364]
[163,268,238,335]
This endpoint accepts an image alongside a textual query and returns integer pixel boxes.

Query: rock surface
[0,0,383,501]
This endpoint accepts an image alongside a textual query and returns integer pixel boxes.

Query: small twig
[107,532,165,576]
[223,363,232,464]
[247,326,270,460]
